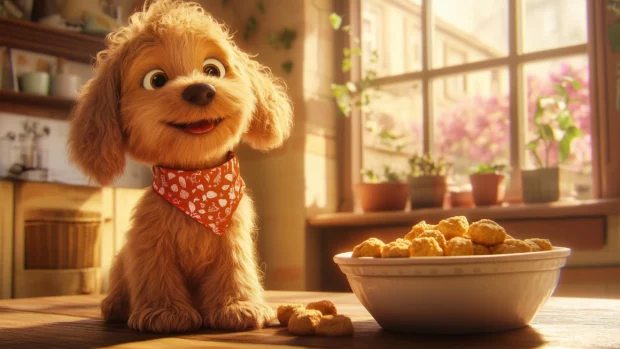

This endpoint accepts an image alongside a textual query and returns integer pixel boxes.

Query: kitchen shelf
[0,90,74,120]
[0,17,106,64]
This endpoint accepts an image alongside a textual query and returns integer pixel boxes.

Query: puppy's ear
[68,50,125,186]
[241,58,294,151]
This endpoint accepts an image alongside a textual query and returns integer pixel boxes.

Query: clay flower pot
[356,182,408,212]
[408,175,447,209]
[521,167,560,203]
[469,173,506,206]
[450,190,475,208]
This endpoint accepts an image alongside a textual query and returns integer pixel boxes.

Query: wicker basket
[24,209,101,269]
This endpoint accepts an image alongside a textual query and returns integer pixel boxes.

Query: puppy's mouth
[166,118,223,135]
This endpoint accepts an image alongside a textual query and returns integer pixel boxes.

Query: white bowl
[334,247,571,334]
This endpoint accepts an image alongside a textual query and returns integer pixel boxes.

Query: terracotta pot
[469,173,506,206]
[409,175,447,209]
[356,182,408,212]
[450,190,475,208]
[521,168,560,203]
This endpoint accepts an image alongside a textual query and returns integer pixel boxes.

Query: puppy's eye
[202,58,226,78]
[142,69,168,90]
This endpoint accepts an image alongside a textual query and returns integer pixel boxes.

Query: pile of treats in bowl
[277,300,354,337]
[353,216,553,258]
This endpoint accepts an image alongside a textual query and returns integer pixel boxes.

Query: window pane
[522,0,587,53]
[361,0,422,78]
[524,55,592,199]
[433,68,510,179]
[432,0,508,69]
[363,81,423,180]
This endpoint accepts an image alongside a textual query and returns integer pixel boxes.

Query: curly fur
[68,0,293,333]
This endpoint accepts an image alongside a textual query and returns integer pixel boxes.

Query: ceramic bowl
[334,247,571,334]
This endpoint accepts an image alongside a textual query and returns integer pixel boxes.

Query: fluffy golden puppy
[68,0,292,333]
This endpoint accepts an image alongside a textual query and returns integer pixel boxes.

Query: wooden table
[0,291,618,348]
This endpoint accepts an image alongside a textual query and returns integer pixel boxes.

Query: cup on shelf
[19,72,50,96]
[50,74,81,99]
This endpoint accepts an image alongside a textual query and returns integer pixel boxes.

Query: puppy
[68,0,293,333]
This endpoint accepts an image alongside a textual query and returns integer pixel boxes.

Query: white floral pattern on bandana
[152,152,246,235]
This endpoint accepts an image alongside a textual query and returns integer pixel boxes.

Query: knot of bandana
[152,152,246,235]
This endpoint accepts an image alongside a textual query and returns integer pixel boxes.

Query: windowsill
[307,198,620,228]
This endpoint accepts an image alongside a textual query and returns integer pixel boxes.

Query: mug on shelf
[19,72,50,96]
[50,74,82,99]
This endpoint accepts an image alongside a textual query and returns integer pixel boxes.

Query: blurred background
[0,0,619,300]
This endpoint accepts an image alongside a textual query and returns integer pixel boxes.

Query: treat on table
[306,300,337,316]
[352,237,385,258]
[444,236,474,256]
[437,216,469,240]
[288,309,323,336]
[315,314,354,337]
[468,219,507,246]
[277,304,304,326]
[409,237,443,257]
[381,238,411,258]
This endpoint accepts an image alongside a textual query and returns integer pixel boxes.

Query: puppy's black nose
[182,83,216,106]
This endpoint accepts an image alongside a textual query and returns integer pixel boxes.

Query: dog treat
[416,230,447,250]
[468,219,507,246]
[381,238,411,258]
[350,216,556,259]
[473,243,491,255]
[306,300,337,316]
[437,216,469,240]
[492,239,533,254]
[444,236,474,256]
[410,237,444,257]
[288,309,322,336]
[352,238,385,258]
[404,220,435,241]
[526,238,553,251]
[277,304,304,326]
[315,315,354,337]
[524,240,542,252]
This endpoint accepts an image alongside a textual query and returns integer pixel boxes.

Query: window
[356,0,592,200]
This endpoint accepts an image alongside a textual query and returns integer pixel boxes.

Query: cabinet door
[0,181,14,299]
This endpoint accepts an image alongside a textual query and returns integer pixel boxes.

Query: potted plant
[523,76,584,203]
[469,163,508,206]
[408,154,451,209]
[356,165,408,212]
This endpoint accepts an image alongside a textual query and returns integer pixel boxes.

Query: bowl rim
[334,247,571,266]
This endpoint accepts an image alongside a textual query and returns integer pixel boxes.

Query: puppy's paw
[203,300,276,331]
[101,294,129,323]
[128,305,202,333]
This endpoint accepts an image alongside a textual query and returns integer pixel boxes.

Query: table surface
[0,291,619,349]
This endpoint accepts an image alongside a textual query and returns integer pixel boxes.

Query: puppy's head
[69,0,293,186]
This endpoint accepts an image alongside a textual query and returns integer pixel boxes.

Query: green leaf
[342,58,351,72]
[281,60,293,74]
[342,25,351,32]
[343,48,350,57]
[350,47,362,56]
[557,109,573,130]
[534,98,545,124]
[559,126,582,163]
[257,0,265,14]
[526,139,539,150]
[329,13,342,30]
[243,16,258,41]
[539,124,555,141]
[553,83,568,101]
[561,76,582,90]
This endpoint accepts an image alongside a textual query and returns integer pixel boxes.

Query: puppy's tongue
[183,120,216,134]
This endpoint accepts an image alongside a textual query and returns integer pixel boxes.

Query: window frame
[339,0,597,211]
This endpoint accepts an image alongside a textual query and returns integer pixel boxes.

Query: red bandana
[152,152,246,235]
